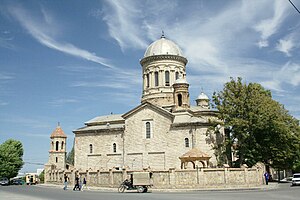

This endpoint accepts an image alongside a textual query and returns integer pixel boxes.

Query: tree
[39,170,44,183]
[0,139,24,178]
[66,146,74,165]
[212,77,300,169]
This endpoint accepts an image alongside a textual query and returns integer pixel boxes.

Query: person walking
[81,176,88,191]
[264,171,270,185]
[63,174,68,190]
[73,175,80,191]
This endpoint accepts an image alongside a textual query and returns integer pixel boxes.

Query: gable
[122,102,174,120]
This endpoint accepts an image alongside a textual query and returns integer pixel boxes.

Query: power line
[24,162,44,166]
[288,0,300,14]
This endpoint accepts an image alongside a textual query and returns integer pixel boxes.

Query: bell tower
[173,75,190,112]
[48,123,67,170]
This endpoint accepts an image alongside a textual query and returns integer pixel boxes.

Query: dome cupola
[196,92,210,109]
[144,33,184,58]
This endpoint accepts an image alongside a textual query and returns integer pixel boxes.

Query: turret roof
[50,125,67,138]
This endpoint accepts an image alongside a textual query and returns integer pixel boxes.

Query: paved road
[0,183,300,200]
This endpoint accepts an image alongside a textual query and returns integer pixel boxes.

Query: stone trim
[107,153,122,156]
[171,122,211,128]
[127,152,143,155]
[148,152,165,155]
[73,127,124,134]
[140,55,188,66]
[87,154,102,157]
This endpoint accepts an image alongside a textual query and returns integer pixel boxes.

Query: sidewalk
[37,182,279,192]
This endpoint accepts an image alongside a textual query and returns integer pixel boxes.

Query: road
[0,183,300,200]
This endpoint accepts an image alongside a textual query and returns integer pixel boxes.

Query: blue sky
[0,0,300,173]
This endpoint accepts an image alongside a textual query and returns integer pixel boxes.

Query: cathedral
[47,34,224,171]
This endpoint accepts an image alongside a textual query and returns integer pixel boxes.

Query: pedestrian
[81,176,88,191]
[63,174,69,190]
[264,171,269,185]
[73,175,80,191]
[79,176,82,191]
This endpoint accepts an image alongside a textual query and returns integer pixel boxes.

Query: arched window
[154,71,159,86]
[89,144,93,154]
[55,141,59,151]
[113,143,117,153]
[165,71,170,86]
[178,94,182,106]
[146,74,150,88]
[61,141,64,150]
[146,122,151,138]
[56,157,58,163]
[175,72,179,80]
[185,138,189,147]
[51,141,54,150]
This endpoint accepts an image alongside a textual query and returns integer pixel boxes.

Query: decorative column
[159,69,163,87]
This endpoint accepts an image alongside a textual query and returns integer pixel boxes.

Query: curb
[36,182,279,193]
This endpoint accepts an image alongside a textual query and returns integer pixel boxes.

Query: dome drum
[141,35,188,108]
[140,54,187,66]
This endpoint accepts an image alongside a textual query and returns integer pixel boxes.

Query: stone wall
[45,167,263,189]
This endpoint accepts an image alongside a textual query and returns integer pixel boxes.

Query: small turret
[196,92,210,109]
[173,75,190,112]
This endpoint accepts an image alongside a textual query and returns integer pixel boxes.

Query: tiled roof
[180,148,211,159]
[85,114,124,125]
[50,126,67,138]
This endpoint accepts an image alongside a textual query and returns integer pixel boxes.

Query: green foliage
[39,170,44,183]
[0,139,24,179]
[206,122,227,167]
[66,146,74,165]
[212,77,300,169]
[292,159,300,173]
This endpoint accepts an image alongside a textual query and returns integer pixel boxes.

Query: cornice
[140,55,188,66]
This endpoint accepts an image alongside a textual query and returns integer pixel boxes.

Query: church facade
[44,35,266,189]
[70,34,224,171]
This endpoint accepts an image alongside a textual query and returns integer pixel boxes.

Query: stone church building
[46,34,224,172]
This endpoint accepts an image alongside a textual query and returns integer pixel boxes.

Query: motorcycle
[118,179,149,193]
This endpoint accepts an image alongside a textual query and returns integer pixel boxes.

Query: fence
[45,167,263,189]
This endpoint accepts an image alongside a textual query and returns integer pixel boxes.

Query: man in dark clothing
[264,172,270,185]
[73,175,80,191]
[63,174,68,190]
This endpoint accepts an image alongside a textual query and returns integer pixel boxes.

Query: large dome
[144,35,183,58]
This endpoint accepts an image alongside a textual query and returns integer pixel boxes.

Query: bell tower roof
[50,123,67,138]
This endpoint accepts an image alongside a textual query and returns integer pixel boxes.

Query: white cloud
[7,5,115,69]
[276,37,295,57]
[254,0,289,48]
[102,0,149,51]
[49,98,79,107]
[0,30,15,49]
[0,116,51,129]
[71,81,129,89]
[70,68,141,90]
[259,62,300,92]
[100,0,297,92]
[0,72,14,80]
[278,62,300,86]
[0,100,9,106]
[260,80,283,92]
[257,40,269,48]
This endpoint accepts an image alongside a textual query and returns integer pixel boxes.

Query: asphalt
[37,182,279,192]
